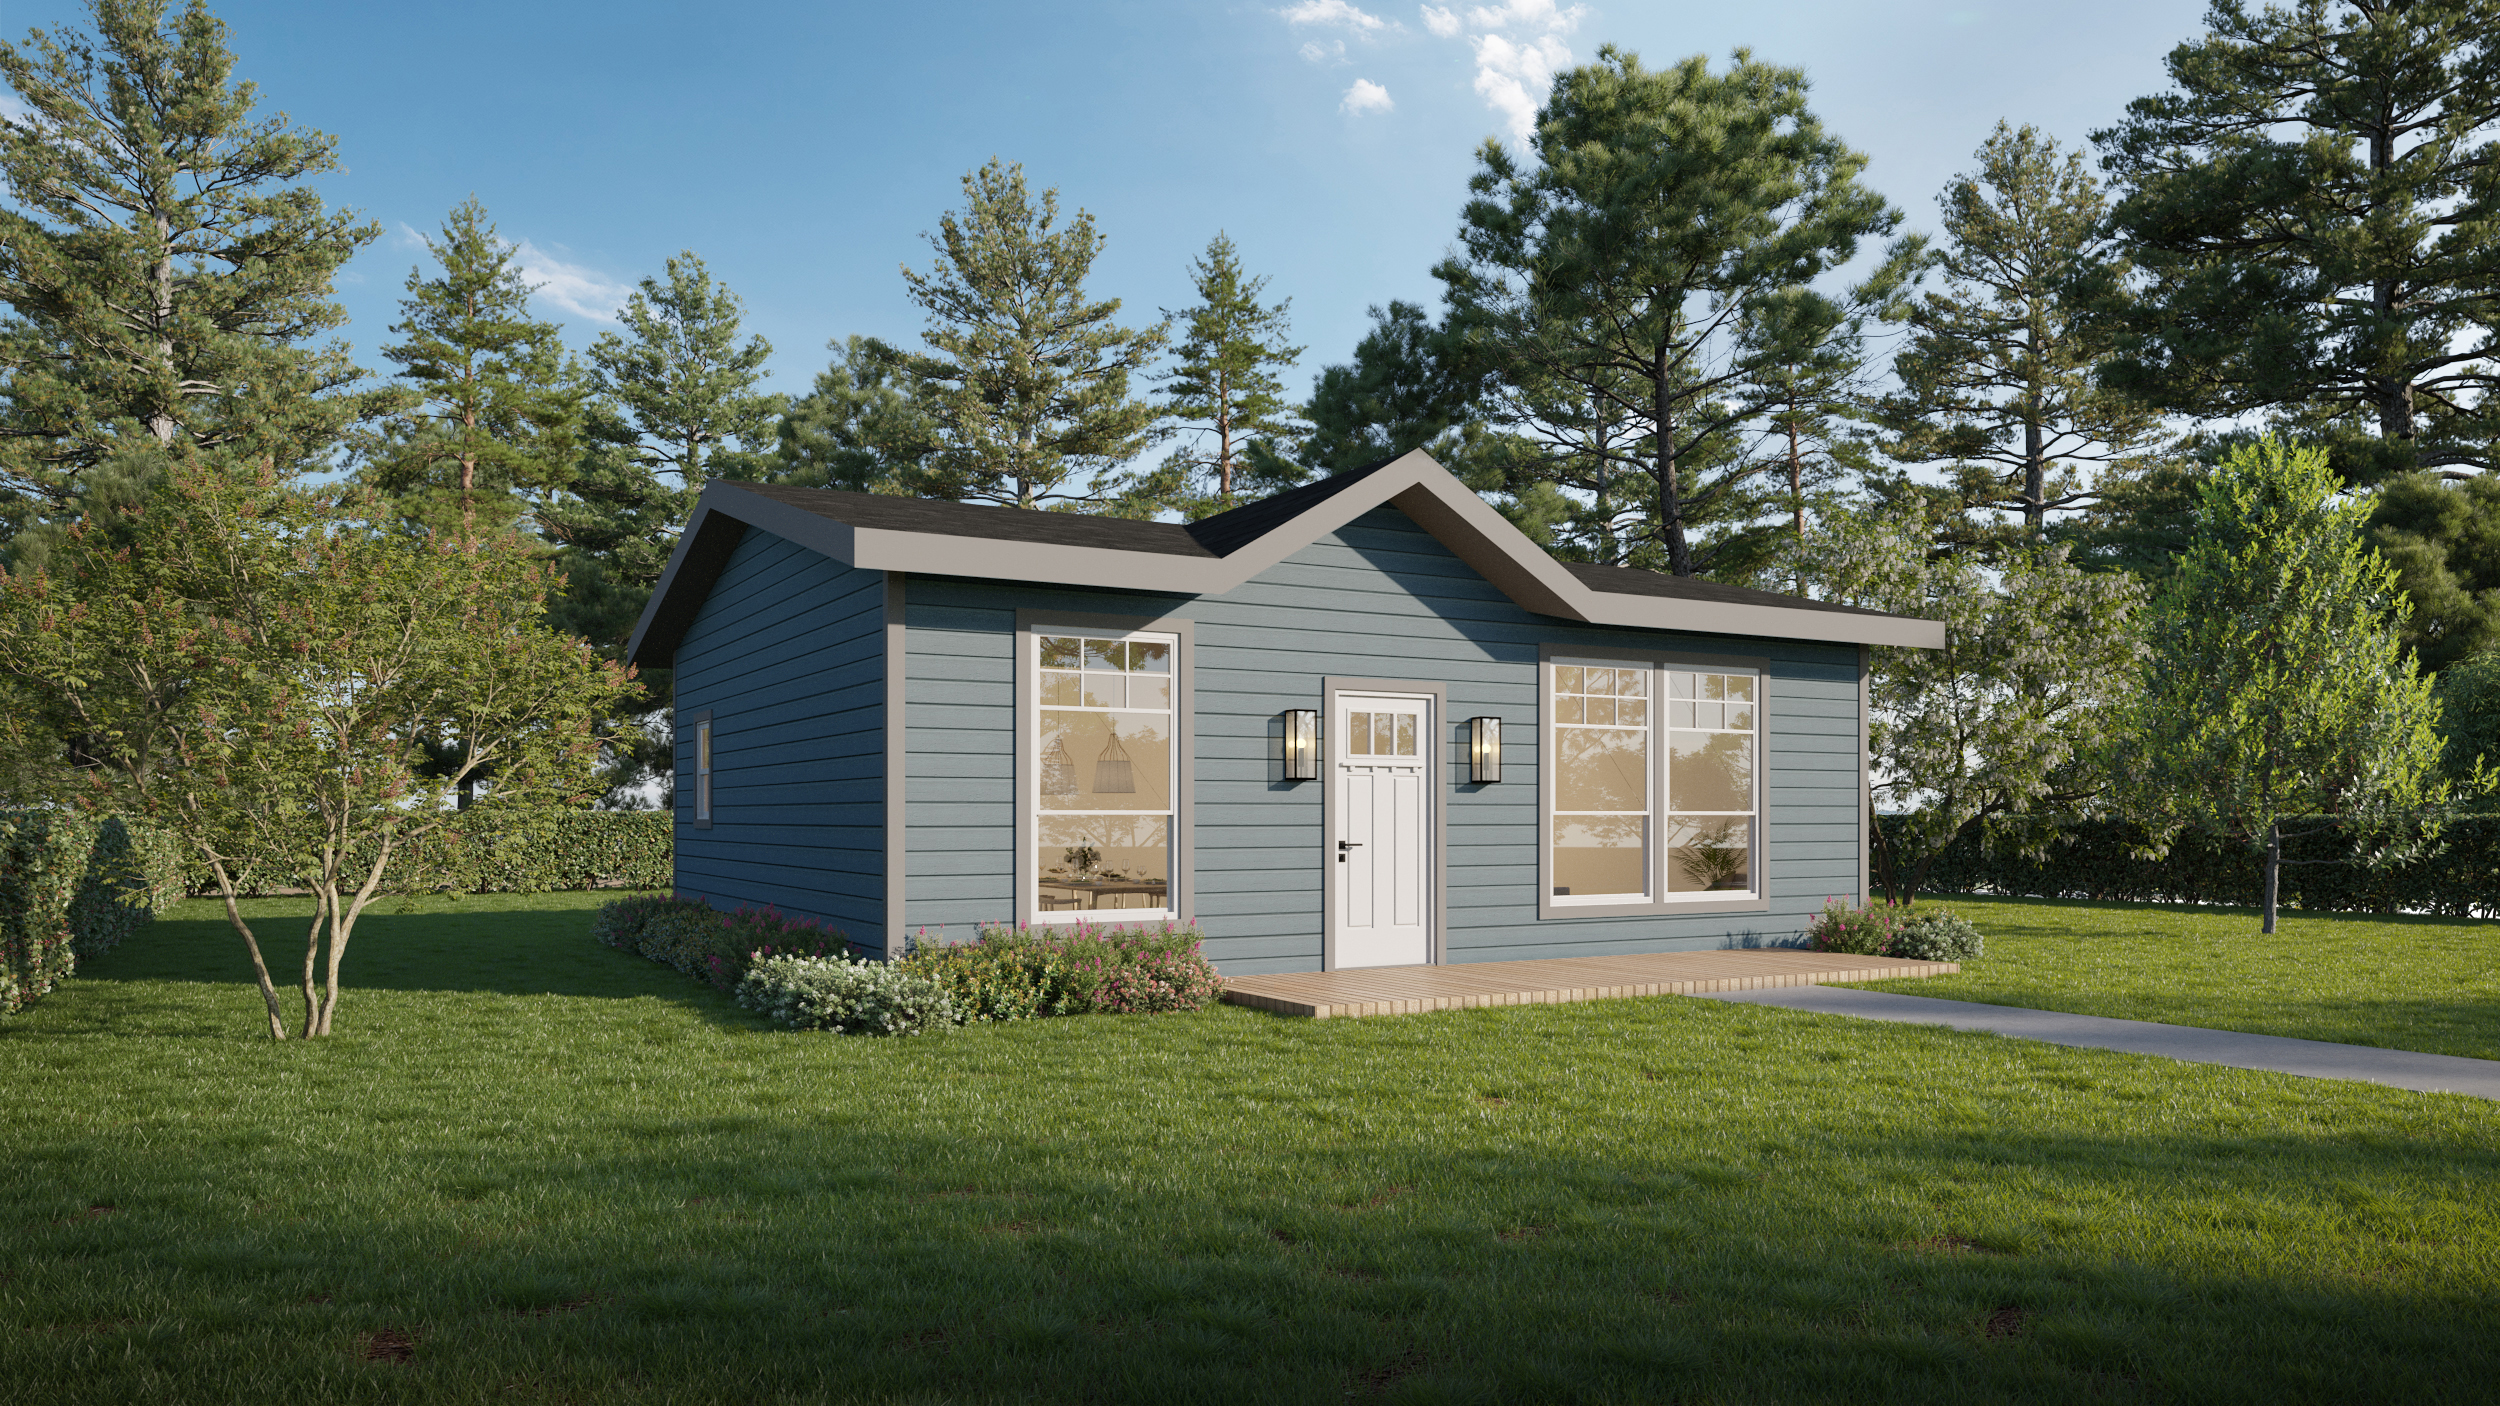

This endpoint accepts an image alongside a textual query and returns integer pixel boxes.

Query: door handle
[1338,840,1361,863]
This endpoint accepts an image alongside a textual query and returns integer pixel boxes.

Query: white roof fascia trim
[1573,591,1948,649]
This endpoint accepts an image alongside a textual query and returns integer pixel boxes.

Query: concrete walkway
[1696,986,2500,1100]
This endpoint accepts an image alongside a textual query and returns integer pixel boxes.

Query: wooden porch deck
[1220,948,1957,1019]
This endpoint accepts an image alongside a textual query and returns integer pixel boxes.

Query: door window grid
[1034,632,1175,920]
[1550,661,1758,904]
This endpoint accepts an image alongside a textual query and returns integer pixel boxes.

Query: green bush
[190,809,671,897]
[737,954,956,1035]
[1892,907,1985,961]
[593,897,854,991]
[901,921,1223,1019]
[1,813,172,1016]
[1886,813,2500,916]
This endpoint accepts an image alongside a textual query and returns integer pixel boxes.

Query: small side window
[695,719,714,822]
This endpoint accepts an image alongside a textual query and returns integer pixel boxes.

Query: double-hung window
[1032,630,1176,920]
[1547,654,1761,911]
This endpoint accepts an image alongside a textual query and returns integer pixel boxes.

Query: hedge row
[1886,814,2500,917]
[0,814,178,1017]
[188,810,672,897]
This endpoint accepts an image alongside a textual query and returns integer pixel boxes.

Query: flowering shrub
[1892,907,1985,961]
[1806,898,1903,956]
[593,897,853,991]
[737,954,956,1035]
[901,920,1223,1020]
[1806,898,1983,961]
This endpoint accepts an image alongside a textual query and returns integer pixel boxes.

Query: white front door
[1333,692,1433,968]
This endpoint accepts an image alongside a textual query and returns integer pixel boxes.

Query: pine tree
[1879,123,2160,544]
[2093,0,2500,484]
[1739,286,1879,586]
[586,252,780,503]
[2120,437,2451,932]
[1159,233,1302,514]
[770,335,927,494]
[1435,47,1918,577]
[883,159,1170,513]
[1298,300,1484,475]
[359,198,584,543]
[0,0,388,552]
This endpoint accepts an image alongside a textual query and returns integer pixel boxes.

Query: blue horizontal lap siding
[673,529,887,950]
[897,506,1863,975]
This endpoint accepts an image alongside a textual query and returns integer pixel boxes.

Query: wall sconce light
[1282,709,1319,781]
[1468,716,1502,783]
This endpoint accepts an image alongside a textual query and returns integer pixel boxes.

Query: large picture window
[1033,630,1175,919]
[1548,656,1759,908]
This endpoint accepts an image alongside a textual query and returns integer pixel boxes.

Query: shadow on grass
[70,899,764,1025]
[9,1084,2496,1404]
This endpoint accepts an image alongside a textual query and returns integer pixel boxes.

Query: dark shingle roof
[726,463,1402,563]
[1562,562,1900,619]
[728,482,1217,558]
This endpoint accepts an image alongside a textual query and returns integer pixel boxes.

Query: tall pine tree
[359,198,584,543]
[1879,123,2160,545]
[0,0,387,553]
[2093,0,2500,484]
[881,159,1171,514]
[1158,233,1302,515]
[1436,48,1917,577]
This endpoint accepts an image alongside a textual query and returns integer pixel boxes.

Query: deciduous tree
[1805,504,2144,906]
[2118,437,2451,932]
[0,459,633,1037]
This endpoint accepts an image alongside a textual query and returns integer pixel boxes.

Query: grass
[1847,896,2500,1060]
[2,891,2495,1403]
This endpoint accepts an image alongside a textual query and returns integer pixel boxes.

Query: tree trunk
[209,859,288,1040]
[315,835,396,1036]
[301,888,328,1038]
[1655,343,1691,576]
[2261,821,2281,935]
[1216,369,1233,503]
[2022,383,2046,538]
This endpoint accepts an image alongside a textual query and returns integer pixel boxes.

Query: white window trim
[1537,645,1770,920]
[1015,612,1195,927]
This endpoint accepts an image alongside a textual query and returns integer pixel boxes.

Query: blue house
[625,451,1942,974]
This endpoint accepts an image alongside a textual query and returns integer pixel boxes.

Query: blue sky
[14,0,2208,406]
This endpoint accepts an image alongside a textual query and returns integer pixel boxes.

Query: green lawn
[3,893,2495,1404]
[1848,896,2500,1060]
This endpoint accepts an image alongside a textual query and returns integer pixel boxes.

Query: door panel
[1334,693,1433,969]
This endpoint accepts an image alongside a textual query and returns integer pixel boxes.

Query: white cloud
[1470,31,1572,141]
[1281,0,1389,31]
[1464,0,1584,31]
[1407,0,1585,143]
[0,91,35,128]
[513,240,631,322]
[1300,39,1347,63]
[1342,79,1394,115]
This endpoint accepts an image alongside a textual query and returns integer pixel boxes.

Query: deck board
[1220,949,1955,1019]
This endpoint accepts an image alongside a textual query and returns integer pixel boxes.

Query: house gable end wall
[671,526,889,946]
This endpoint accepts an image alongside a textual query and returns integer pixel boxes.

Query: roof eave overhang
[624,456,1945,668]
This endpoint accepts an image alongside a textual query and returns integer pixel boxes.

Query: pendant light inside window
[1093,723,1136,794]
[1041,736,1078,797]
